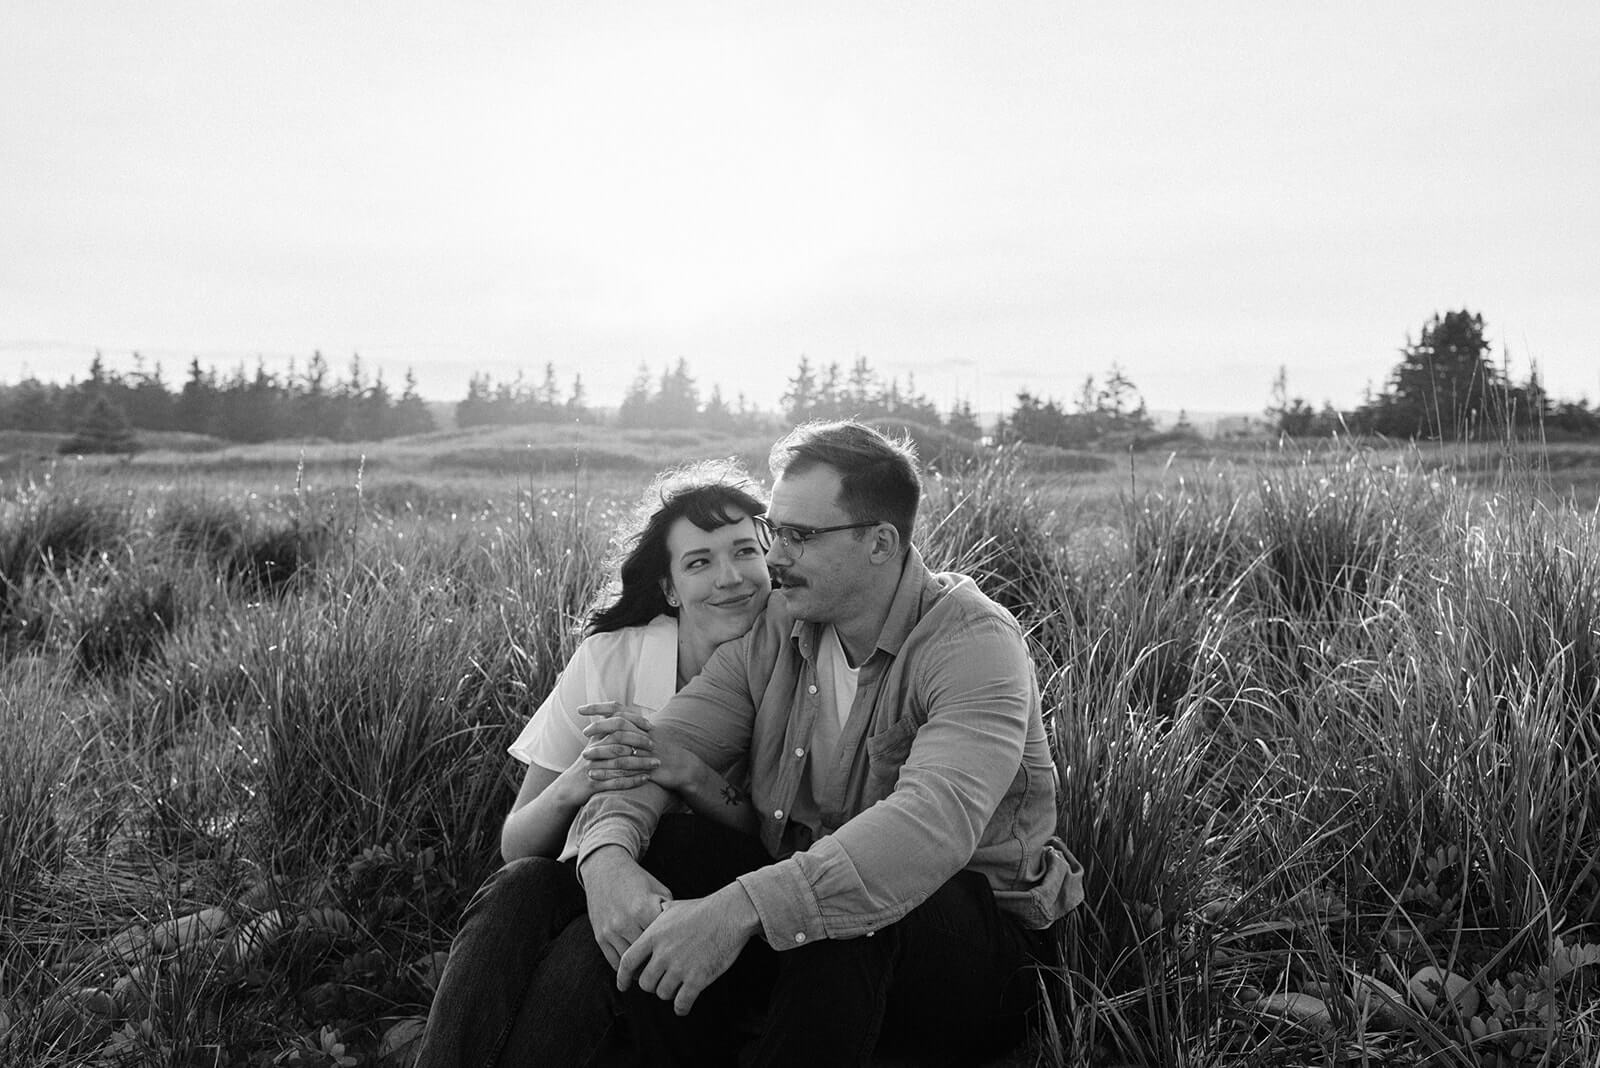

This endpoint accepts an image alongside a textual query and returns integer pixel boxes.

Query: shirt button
[793,932,807,944]
[773,809,784,820]
[793,747,805,758]
[807,685,818,694]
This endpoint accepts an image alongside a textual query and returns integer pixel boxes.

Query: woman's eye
[685,559,706,570]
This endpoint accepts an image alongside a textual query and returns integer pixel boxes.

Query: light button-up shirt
[573,546,1084,949]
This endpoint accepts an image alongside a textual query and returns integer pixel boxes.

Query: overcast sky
[3,2,1597,417]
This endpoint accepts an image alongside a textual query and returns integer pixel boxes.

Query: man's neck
[831,567,901,667]
[832,617,881,669]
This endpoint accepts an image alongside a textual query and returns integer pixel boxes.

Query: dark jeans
[415,850,612,1068]
[416,815,1048,1068]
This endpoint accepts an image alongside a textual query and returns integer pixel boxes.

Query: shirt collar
[787,544,932,663]
[634,613,680,710]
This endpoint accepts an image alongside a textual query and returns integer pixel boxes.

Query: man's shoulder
[917,567,1022,636]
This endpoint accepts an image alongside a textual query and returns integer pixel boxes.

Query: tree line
[7,309,1596,454]
[0,353,436,449]
[614,353,1165,449]
[457,363,588,429]
[1268,310,1600,440]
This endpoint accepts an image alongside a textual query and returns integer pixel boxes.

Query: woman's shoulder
[572,614,678,663]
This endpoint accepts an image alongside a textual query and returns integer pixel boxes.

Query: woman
[416,461,771,1068]
[501,459,772,861]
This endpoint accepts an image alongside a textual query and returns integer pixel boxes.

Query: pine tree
[175,358,217,435]
[703,384,733,430]
[619,363,654,427]
[538,363,561,411]
[59,394,139,454]
[947,398,982,440]
[656,359,700,426]
[782,356,818,423]
[1363,310,1500,438]
[817,362,842,419]
[391,368,435,436]
[847,357,875,412]
[458,373,492,428]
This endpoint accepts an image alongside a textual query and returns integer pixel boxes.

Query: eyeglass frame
[751,514,883,558]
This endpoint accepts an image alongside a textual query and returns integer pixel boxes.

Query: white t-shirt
[508,615,679,771]
[791,624,862,840]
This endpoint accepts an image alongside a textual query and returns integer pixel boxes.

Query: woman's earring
[666,594,679,607]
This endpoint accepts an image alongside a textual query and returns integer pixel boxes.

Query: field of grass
[2,424,1599,1067]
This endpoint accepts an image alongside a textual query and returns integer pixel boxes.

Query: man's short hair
[769,421,921,547]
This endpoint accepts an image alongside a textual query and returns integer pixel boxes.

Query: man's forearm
[578,843,637,887]
[674,761,758,837]
[570,780,673,871]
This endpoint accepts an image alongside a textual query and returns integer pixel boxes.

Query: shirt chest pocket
[864,716,921,798]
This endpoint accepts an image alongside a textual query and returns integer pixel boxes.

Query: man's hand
[616,882,762,1016]
[579,846,672,970]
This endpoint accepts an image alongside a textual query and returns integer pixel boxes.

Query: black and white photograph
[3,4,1598,1065]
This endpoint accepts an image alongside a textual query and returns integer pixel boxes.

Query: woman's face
[662,513,771,647]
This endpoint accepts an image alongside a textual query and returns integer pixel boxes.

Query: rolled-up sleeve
[738,614,1033,947]
[571,634,760,873]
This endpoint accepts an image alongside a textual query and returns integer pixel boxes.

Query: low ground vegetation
[2,430,1598,1066]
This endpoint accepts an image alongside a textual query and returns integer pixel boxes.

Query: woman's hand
[500,702,671,863]
[578,703,667,793]
[578,702,755,836]
[579,703,711,796]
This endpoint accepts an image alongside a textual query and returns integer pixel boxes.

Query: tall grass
[4,444,1600,1065]
[0,660,83,922]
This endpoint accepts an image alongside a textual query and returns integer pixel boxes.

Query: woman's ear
[660,577,679,608]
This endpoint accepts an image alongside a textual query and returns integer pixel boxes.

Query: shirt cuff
[736,859,825,951]
[573,824,642,885]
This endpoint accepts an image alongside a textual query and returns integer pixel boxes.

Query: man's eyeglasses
[752,514,881,559]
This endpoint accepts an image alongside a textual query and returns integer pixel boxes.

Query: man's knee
[772,930,894,990]
[640,815,771,897]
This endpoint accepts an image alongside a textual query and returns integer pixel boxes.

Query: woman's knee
[463,857,581,925]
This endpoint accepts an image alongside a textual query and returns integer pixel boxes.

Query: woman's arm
[500,750,656,863]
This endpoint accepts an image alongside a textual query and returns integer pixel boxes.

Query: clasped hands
[576,701,701,794]
[575,701,660,791]
[581,846,762,1017]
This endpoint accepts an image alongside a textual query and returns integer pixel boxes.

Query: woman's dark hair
[587,459,768,636]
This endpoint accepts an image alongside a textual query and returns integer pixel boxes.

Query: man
[569,421,1082,1065]
[417,420,1081,1068]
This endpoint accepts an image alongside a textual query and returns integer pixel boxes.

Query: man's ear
[867,523,901,563]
